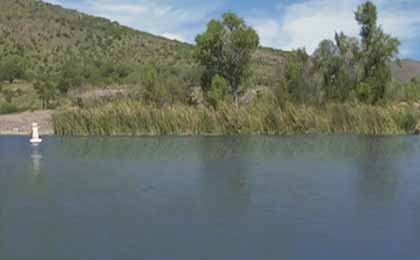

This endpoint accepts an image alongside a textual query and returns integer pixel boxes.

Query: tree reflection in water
[198,137,253,216]
[353,136,414,206]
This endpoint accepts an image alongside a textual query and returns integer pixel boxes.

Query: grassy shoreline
[52,101,420,136]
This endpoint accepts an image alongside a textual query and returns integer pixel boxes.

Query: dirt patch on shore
[0,110,54,135]
[78,89,129,99]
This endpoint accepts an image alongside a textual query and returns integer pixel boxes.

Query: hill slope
[391,60,420,83]
[0,0,288,87]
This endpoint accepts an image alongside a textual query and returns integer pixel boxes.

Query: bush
[0,86,23,103]
[385,78,420,102]
[57,59,84,94]
[142,67,163,105]
[34,79,57,109]
[0,103,19,115]
[0,55,26,83]
[207,75,231,108]
[142,67,189,105]
[356,82,374,104]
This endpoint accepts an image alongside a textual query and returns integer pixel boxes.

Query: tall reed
[53,101,420,136]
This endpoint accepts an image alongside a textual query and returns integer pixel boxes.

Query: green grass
[53,100,420,136]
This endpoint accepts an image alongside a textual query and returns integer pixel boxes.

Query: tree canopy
[194,12,259,105]
[355,1,400,103]
[279,1,400,105]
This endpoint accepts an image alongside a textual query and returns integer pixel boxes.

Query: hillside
[391,60,420,83]
[0,0,288,88]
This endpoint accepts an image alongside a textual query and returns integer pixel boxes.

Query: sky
[43,0,420,60]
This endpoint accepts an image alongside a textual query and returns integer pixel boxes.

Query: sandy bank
[0,110,54,135]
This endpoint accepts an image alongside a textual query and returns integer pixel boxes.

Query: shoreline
[0,110,54,136]
[1,132,417,137]
[2,104,420,137]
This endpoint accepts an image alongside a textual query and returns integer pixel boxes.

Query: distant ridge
[391,60,420,83]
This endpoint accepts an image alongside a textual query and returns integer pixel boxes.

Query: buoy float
[30,122,42,145]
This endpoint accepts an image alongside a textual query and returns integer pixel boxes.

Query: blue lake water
[1,136,420,260]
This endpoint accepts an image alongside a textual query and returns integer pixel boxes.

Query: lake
[1,136,420,260]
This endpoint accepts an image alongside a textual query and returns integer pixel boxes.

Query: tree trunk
[232,81,239,107]
[234,91,239,106]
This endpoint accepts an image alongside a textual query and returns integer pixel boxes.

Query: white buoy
[30,122,42,145]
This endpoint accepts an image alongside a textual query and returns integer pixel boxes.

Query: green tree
[313,36,361,102]
[142,67,167,105]
[313,40,342,100]
[208,75,231,108]
[278,49,311,104]
[334,32,363,100]
[34,79,57,109]
[0,86,23,104]
[0,55,25,83]
[57,59,83,94]
[195,13,259,105]
[355,1,400,103]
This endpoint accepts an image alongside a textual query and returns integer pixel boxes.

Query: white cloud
[250,18,283,47]
[95,3,148,15]
[249,0,420,57]
[42,0,61,5]
[71,0,220,43]
[280,0,358,52]
[161,32,186,42]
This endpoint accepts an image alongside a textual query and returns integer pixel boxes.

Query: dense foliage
[207,75,231,108]
[194,13,259,104]
[271,1,401,106]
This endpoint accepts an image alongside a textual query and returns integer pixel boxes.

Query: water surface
[1,136,420,260]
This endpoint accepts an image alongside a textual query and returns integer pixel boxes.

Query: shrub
[34,80,57,109]
[0,55,26,83]
[0,103,19,115]
[0,86,23,104]
[207,75,231,108]
[57,59,84,94]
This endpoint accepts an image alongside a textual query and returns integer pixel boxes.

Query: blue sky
[43,0,420,60]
